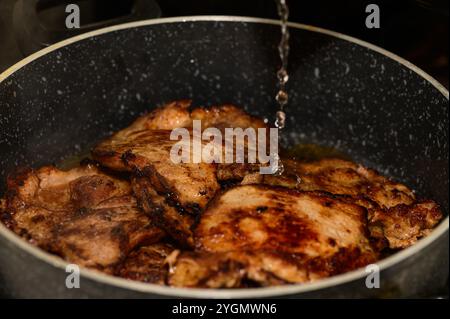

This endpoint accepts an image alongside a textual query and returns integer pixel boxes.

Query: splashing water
[273,0,290,176]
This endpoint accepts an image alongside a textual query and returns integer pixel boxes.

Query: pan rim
[0,15,448,298]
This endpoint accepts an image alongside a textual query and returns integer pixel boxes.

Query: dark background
[0,0,448,88]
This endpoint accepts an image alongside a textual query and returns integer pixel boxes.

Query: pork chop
[118,242,175,284]
[92,100,267,247]
[2,164,163,273]
[168,185,378,287]
[241,158,443,249]
[93,128,218,247]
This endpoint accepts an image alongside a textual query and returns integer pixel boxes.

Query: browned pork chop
[131,176,198,247]
[242,158,415,207]
[92,100,267,247]
[93,128,219,247]
[1,100,442,289]
[105,99,266,133]
[241,158,443,249]
[167,250,301,288]
[2,164,163,273]
[118,242,175,284]
[168,185,378,287]
[367,200,442,249]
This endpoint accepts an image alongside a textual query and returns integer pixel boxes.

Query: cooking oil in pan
[58,147,92,170]
[282,143,351,188]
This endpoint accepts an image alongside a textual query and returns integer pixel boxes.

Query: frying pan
[0,16,448,298]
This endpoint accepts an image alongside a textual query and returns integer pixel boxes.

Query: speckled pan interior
[0,19,448,210]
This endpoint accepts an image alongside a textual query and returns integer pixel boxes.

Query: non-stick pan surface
[0,17,448,298]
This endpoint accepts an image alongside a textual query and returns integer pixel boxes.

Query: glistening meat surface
[1,164,163,273]
[0,100,444,288]
[92,100,267,247]
[167,185,378,287]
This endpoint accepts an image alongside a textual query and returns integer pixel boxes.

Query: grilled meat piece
[196,185,375,257]
[140,100,193,130]
[367,200,442,249]
[294,159,416,208]
[118,242,174,284]
[169,247,377,288]
[241,158,443,249]
[167,250,310,288]
[93,129,219,212]
[190,104,267,131]
[242,158,415,208]
[2,99,443,288]
[168,185,378,287]
[132,176,197,247]
[109,99,266,132]
[2,164,163,272]
[92,101,267,247]
[167,251,247,288]
[93,129,219,247]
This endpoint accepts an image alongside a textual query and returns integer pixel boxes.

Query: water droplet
[274,0,290,132]
[274,160,284,176]
[296,175,302,187]
[277,69,289,83]
[275,110,286,129]
[276,90,288,106]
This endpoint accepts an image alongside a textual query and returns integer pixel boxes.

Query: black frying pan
[0,17,448,298]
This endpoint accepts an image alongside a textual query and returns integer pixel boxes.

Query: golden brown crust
[93,129,219,248]
[132,177,196,248]
[2,164,164,273]
[242,158,416,209]
[168,247,377,288]
[118,243,175,284]
[92,101,266,247]
[367,200,443,249]
[240,158,443,249]
[165,185,379,287]
[196,185,376,255]
[191,104,267,131]
[1,101,444,288]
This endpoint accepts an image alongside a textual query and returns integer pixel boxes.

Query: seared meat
[168,250,306,288]
[168,185,378,287]
[94,129,219,212]
[92,101,267,247]
[2,164,163,272]
[241,158,443,249]
[1,100,443,288]
[190,104,267,131]
[93,128,219,247]
[367,200,442,249]
[118,242,174,284]
[242,158,415,208]
[169,247,376,288]
[167,251,248,288]
[132,176,196,247]
[139,100,193,130]
[294,159,415,208]
[109,99,266,132]
[196,185,375,257]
